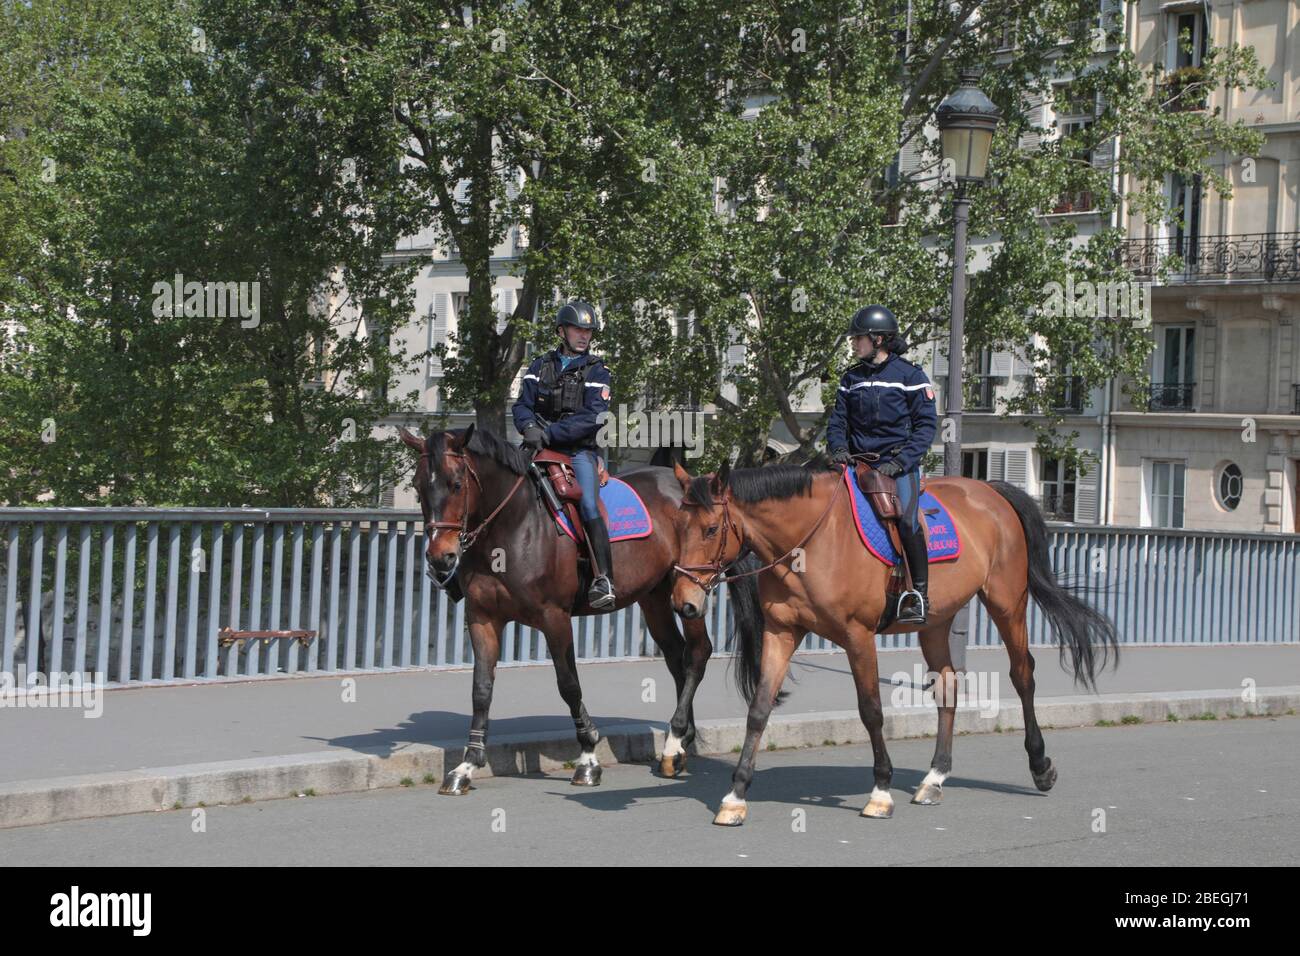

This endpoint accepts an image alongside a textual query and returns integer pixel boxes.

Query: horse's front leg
[542,612,603,786]
[714,626,797,826]
[439,613,502,795]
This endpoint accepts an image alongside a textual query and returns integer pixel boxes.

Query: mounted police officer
[512,299,617,610]
[826,305,938,625]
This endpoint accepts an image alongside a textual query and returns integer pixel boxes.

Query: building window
[1216,462,1242,511]
[962,449,989,480]
[1150,325,1196,410]
[1040,457,1077,520]
[1149,460,1186,528]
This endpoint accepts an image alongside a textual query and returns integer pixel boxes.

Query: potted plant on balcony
[1162,66,1208,112]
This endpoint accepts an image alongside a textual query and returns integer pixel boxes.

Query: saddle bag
[532,451,610,505]
[546,462,582,502]
[855,463,901,521]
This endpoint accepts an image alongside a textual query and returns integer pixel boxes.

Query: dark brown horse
[670,461,1119,825]
[400,424,756,793]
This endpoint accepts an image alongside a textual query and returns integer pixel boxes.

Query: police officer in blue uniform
[512,300,617,610]
[826,305,938,625]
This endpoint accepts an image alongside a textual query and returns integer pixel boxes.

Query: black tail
[989,481,1120,690]
[724,553,791,707]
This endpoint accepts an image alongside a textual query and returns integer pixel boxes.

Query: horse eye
[451,480,463,492]
[705,525,719,538]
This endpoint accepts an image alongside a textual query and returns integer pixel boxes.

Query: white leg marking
[869,786,894,806]
[577,751,600,767]
[721,790,746,807]
[920,768,947,788]
[663,734,685,758]
[452,761,476,778]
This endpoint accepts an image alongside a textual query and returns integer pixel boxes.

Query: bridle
[673,466,849,594]
[421,440,528,586]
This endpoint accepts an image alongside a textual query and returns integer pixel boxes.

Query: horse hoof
[911,783,943,806]
[571,763,602,787]
[438,772,473,796]
[713,802,747,826]
[861,791,895,819]
[659,752,687,777]
[1032,760,1057,792]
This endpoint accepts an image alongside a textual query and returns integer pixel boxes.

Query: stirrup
[896,588,927,624]
[588,575,616,609]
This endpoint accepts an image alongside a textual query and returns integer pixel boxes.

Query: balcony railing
[1148,383,1196,411]
[1121,233,1300,282]
[1039,492,1075,521]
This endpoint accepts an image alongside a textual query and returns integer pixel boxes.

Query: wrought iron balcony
[1148,383,1196,411]
[1120,233,1300,282]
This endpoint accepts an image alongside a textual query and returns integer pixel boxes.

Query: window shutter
[988,449,1006,482]
[1073,460,1100,523]
[898,131,927,181]
[991,351,1014,377]
[428,292,450,377]
[1021,90,1045,152]
[1005,449,1029,488]
[933,343,948,376]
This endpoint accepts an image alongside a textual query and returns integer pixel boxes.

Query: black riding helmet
[847,304,897,338]
[557,299,601,333]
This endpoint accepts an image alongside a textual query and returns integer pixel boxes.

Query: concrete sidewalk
[0,645,1297,830]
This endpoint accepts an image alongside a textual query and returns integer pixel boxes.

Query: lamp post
[936,68,1000,664]
[936,68,1001,478]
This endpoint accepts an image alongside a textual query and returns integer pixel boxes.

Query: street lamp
[936,68,999,665]
[936,68,1000,479]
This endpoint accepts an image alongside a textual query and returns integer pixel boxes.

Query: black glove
[522,424,546,450]
[829,448,851,465]
[876,460,903,478]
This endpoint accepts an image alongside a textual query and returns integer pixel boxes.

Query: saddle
[532,449,608,545]
[851,458,931,624]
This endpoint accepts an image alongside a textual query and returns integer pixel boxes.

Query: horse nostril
[681,602,698,619]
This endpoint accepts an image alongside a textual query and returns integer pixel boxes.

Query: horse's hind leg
[640,587,712,777]
[912,622,961,806]
[440,613,502,795]
[541,612,603,786]
[982,588,1057,792]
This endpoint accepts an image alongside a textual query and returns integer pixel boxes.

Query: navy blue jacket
[825,353,937,473]
[511,349,611,451]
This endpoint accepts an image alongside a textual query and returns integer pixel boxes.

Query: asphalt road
[3,715,1296,866]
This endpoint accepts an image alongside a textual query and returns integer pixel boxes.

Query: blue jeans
[570,450,602,521]
[895,469,921,535]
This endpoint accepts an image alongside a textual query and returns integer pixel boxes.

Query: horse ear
[399,427,425,455]
[710,462,730,496]
[462,422,476,449]
[672,461,693,490]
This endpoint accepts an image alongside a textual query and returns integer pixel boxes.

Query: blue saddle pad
[842,467,961,566]
[554,476,654,543]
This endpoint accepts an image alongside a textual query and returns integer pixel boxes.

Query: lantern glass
[941,125,993,182]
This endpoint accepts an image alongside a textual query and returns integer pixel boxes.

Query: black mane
[686,463,817,507]
[462,426,531,476]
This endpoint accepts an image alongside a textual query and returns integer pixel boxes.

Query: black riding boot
[896,524,929,626]
[582,515,616,610]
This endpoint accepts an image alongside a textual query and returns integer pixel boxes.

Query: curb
[2,686,1296,830]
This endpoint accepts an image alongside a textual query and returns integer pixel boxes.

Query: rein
[674,465,850,592]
